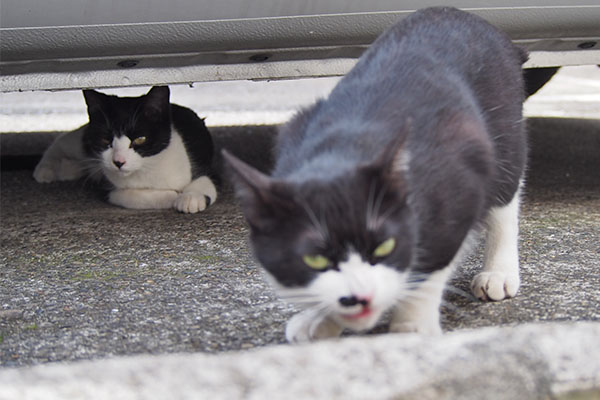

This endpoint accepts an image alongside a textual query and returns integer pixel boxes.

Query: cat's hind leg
[471,187,522,301]
[109,189,179,210]
[34,158,86,183]
[33,128,87,183]
[174,176,218,213]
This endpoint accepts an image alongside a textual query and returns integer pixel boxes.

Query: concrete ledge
[1,322,598,400]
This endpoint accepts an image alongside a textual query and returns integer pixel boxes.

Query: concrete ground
[0,67,599,398]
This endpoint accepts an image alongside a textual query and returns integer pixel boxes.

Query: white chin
[106,168,133,177]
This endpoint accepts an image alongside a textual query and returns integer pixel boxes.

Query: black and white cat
[34,86,217,213]
[224,7,527,342]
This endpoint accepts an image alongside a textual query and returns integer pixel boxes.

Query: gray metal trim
[2,7,599,92]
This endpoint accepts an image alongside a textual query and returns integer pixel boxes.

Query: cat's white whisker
[79,158,105,184]
[299,199,329,241]
[366,180,389,231]
[443,285,478,302]
[280,295,322,306]
[366,180,379,231]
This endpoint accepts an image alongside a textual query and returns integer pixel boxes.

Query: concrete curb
[1,322,599,400]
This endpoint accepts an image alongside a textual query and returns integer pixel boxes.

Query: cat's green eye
[132,136,147,146]
[373,238,396,258]
[302,254,331,270]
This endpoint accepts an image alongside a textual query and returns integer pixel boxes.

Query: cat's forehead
[90,96,142,119]
[100,95,139,110]
[299,178,395,220]
[111,135,131,147]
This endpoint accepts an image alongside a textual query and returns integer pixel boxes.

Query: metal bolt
[249,54,271,62]
[577,41,596,50]
[117,60,139,68]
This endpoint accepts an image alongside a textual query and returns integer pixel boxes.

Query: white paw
[285,310,342,344]
[175,176,217,213]
[108,189,179,210]
[33,163,57,183]
[285,312,315,344]
[389,317,442,335]
[174,192,210,214]
[471,271,520,301]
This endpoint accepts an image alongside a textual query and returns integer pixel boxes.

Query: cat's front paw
[471,271,519,301]
[175,176,217,213]
[174,193,211,214]
[389,319,442,335]
[33,163,58,183]
[285,310,343,344]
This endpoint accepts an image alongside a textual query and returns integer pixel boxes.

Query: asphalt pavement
[0,67,599,398]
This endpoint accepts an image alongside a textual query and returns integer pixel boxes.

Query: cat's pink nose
[113,160,125,169]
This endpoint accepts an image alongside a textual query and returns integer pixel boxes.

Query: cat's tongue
[341,307,373,320]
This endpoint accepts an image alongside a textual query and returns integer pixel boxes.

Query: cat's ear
[222,149,296,232]
[361,118,412,189]
[82,90,110,122]
[82,89,106,107]
[382,117,412,176]
[143,86,170,115]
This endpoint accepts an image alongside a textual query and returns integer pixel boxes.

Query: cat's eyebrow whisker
[377,202,403,224]
[92,105,113,130]
[366,180,389,231]
[366,180,378,231]
[299,199,329,242]
[128,102,145,131]
[486,105,503,112]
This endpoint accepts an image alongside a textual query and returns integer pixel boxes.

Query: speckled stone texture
[1,119,599,398]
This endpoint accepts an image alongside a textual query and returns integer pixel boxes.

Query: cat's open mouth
[340,306,373,320]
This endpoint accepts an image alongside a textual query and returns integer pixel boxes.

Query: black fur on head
[81,86,172,158]
[223,149,417,287]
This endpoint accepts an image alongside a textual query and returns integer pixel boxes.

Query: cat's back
[275,7,526,186]
[170,104,214,178]
[364,7,525,76]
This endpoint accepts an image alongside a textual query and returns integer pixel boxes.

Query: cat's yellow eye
[302,254,331,270]
[373,238,396,258]
[132,136,147,146]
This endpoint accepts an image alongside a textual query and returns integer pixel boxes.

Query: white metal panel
[1,3,599,92]
[4,0,599,27]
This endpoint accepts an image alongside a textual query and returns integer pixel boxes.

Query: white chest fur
[102,129,192,191]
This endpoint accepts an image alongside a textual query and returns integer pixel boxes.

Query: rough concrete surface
[1,114,599,398]
[0,323,599,400]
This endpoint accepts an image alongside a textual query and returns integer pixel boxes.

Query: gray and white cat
[34,86,217,213]
[224,7,527,342]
